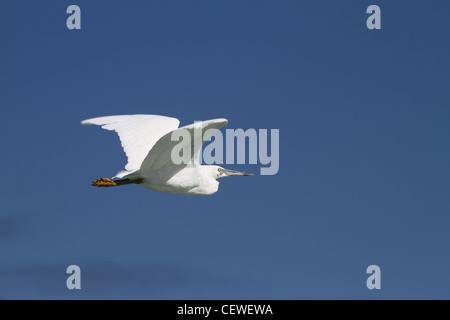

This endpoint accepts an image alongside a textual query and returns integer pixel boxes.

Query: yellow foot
[92,178,117,187]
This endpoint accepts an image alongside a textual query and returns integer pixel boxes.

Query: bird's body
[82,114,251,195]
[140,165,220,195]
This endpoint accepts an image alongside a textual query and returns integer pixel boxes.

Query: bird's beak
[224,170,253,176]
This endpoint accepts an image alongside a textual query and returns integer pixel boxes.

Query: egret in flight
[81,115,252,195]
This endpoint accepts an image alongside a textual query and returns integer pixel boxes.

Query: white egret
[81,115,252,195]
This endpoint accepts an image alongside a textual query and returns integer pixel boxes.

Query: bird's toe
[91,177,117,187]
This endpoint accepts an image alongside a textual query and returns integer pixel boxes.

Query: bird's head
[210,165,253,179]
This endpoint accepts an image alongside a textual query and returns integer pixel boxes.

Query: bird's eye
[218,168,223,174]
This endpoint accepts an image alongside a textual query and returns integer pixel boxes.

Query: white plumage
[82,114,252,195]
[82,115,180,178]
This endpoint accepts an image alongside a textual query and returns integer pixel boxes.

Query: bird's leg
[91,177,143,187]
[92,178,117,187]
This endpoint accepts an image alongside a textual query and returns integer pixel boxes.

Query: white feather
[82,115,250,195]
[81,115,180,177]
[139,118,228,174]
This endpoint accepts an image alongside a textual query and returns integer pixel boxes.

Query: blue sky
[1,1,449,299]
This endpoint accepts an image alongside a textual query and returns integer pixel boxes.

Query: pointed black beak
[224,170,253,176]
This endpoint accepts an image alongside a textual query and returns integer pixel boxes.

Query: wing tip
[204,118,228,126]
[214,118,229,128]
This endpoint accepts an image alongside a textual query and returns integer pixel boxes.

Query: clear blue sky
[1,1,449,299]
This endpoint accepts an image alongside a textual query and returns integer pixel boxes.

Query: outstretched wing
[82,115,180,175]
[140,118,228,174]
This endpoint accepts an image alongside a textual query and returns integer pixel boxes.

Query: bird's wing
[81,115,180,173]
[140,118,228,174]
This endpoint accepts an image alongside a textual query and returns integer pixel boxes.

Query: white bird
[81,114,252,195]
